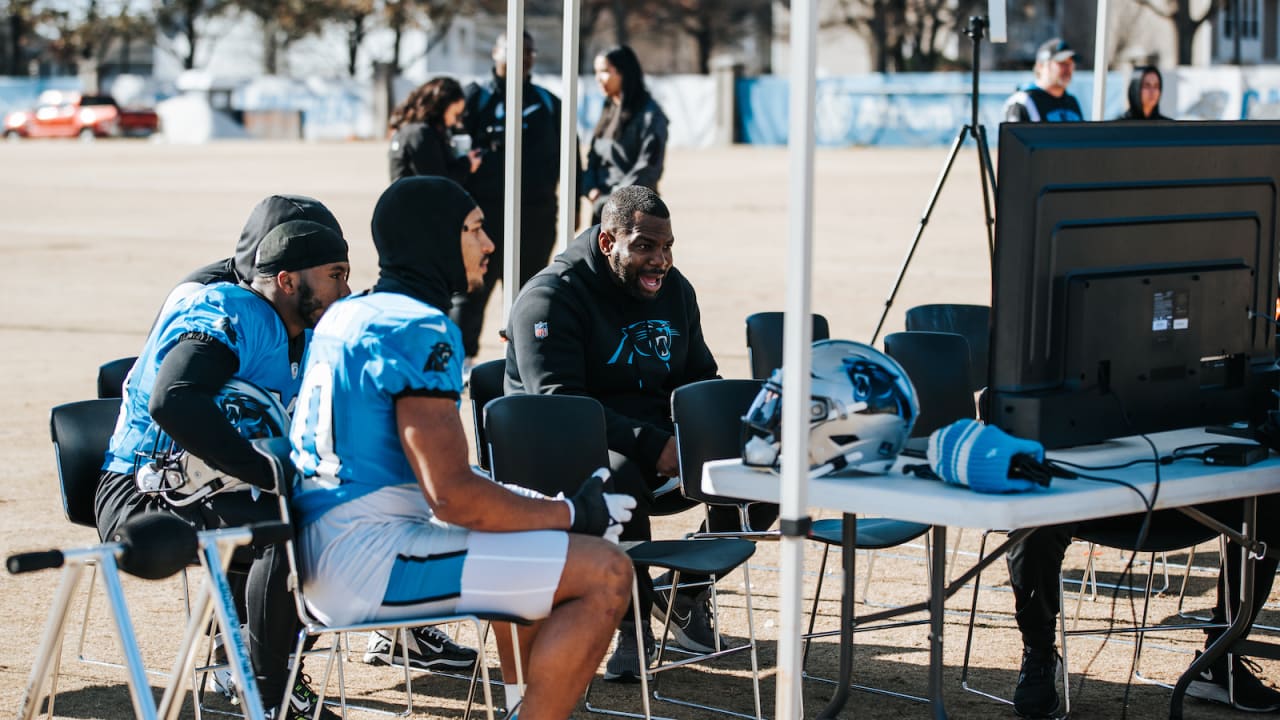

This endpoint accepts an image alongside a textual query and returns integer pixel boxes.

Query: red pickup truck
[4,91,159,139]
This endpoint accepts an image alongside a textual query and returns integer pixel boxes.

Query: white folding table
[704,427,1280,719]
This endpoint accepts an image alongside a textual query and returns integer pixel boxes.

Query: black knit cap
[254,220,349,276]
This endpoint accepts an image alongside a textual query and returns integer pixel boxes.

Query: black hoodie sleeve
[148,335,274,490]
[508,280,674,469]
[678,282,720,385]
[395,124,470,186]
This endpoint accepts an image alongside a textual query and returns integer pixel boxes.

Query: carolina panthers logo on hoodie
[608,320,679,366]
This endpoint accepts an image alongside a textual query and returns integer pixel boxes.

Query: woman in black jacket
[1117,65,1171,121]
[388,77,481,183]
[584,45,668,224]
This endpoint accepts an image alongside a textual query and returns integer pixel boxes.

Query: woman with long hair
[1117,65,1171,121]
[388,76,481,183]
[583,45,669,224]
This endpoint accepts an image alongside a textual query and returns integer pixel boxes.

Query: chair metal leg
[652,567,764,719]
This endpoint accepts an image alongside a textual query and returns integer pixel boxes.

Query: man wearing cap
[289,176,635,720]
[96,219,351,720]
[1004,38,1083,123]
[455,31,564,376]
[153,194,347,324]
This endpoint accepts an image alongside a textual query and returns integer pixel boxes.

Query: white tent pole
[501,1,526,324]
[1091,0,1110,120]
[558,0,581,253]
[777,0,817,718]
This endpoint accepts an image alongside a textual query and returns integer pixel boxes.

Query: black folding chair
[97,356,137,399]
[484,394,763,719]
[467,358,507,472]
[253,437,511,720]
[744,311,830,380]
[883,331,976,440]
[903,303,989,393]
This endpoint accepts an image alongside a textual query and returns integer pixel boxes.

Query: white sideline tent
[500,1,1113,717]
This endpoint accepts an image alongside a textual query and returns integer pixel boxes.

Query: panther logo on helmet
[134,377,290,506]
[741,339,918,477]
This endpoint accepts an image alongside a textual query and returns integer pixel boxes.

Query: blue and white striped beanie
[927,419,1046,493]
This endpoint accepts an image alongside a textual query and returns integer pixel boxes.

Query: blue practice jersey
[289,292,465,527]
[103,283,302,475]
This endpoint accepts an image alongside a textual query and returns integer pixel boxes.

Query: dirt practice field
[0,140,1273,719]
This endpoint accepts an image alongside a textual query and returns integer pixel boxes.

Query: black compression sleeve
[148,335,275,491]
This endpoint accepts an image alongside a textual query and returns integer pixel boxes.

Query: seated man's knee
[566,536,633,615]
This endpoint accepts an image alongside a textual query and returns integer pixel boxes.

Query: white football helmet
[741,339,918,476]
[134,377,290,506]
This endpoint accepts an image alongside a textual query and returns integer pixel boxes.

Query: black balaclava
[372,176,478,312]
[235,195,344,282]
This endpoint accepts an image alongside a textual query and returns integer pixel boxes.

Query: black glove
[568,468,635,541]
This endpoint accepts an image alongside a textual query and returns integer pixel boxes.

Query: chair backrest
[883,331,975,439]
[467,359,507,472]
[484,394,610,497]
[97,356,138,399]
[672,379,763,506]
[744,312,831,381]
[51,398,123,527]
[903,304,989,392]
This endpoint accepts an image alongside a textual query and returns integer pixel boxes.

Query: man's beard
[297,280,323,327]
[609,253,658,302]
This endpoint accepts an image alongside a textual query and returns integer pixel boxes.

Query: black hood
[553,225,622,294]
[371,176,477,311]
[235,195,344,282]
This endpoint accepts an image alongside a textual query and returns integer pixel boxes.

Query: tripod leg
[973,124,997,262]
[871,126,970,344]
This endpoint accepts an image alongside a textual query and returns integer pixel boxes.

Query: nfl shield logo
[534,321,549,339]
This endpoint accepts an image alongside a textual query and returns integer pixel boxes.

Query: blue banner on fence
[737,71,1128,147]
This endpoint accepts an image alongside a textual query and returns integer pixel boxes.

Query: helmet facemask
[133,378,290,506]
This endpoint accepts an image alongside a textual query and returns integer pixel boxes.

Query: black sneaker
[1187,650,1280,712]
[363,626,478,671]
[1013,646,1061,719]
[603,622,654,683]
[650,586,720,654]
[264,673,342,720]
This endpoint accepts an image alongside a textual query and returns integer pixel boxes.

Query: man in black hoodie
[455,31,563,372]
[506,185,767,682]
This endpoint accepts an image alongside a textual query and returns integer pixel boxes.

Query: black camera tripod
[870,15,998,344]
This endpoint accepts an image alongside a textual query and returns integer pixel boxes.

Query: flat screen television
[987,121,1280,449]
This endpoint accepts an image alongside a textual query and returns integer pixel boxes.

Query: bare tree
[157,0,231,70]
[3,0,42,74]
[826,0,982,72]
[327,0,373,76]
[231,0,332,74]
[380,0,467,73]
[1133,0,1218,65]
[657,0,757,73]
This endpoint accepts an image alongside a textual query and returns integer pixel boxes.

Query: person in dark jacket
[1003,38,1083,123]
[505,186,774,683]
[453,31,563,370]
[1117,65,1171,120]
[584,45,668,225]
[388,76,481,185]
